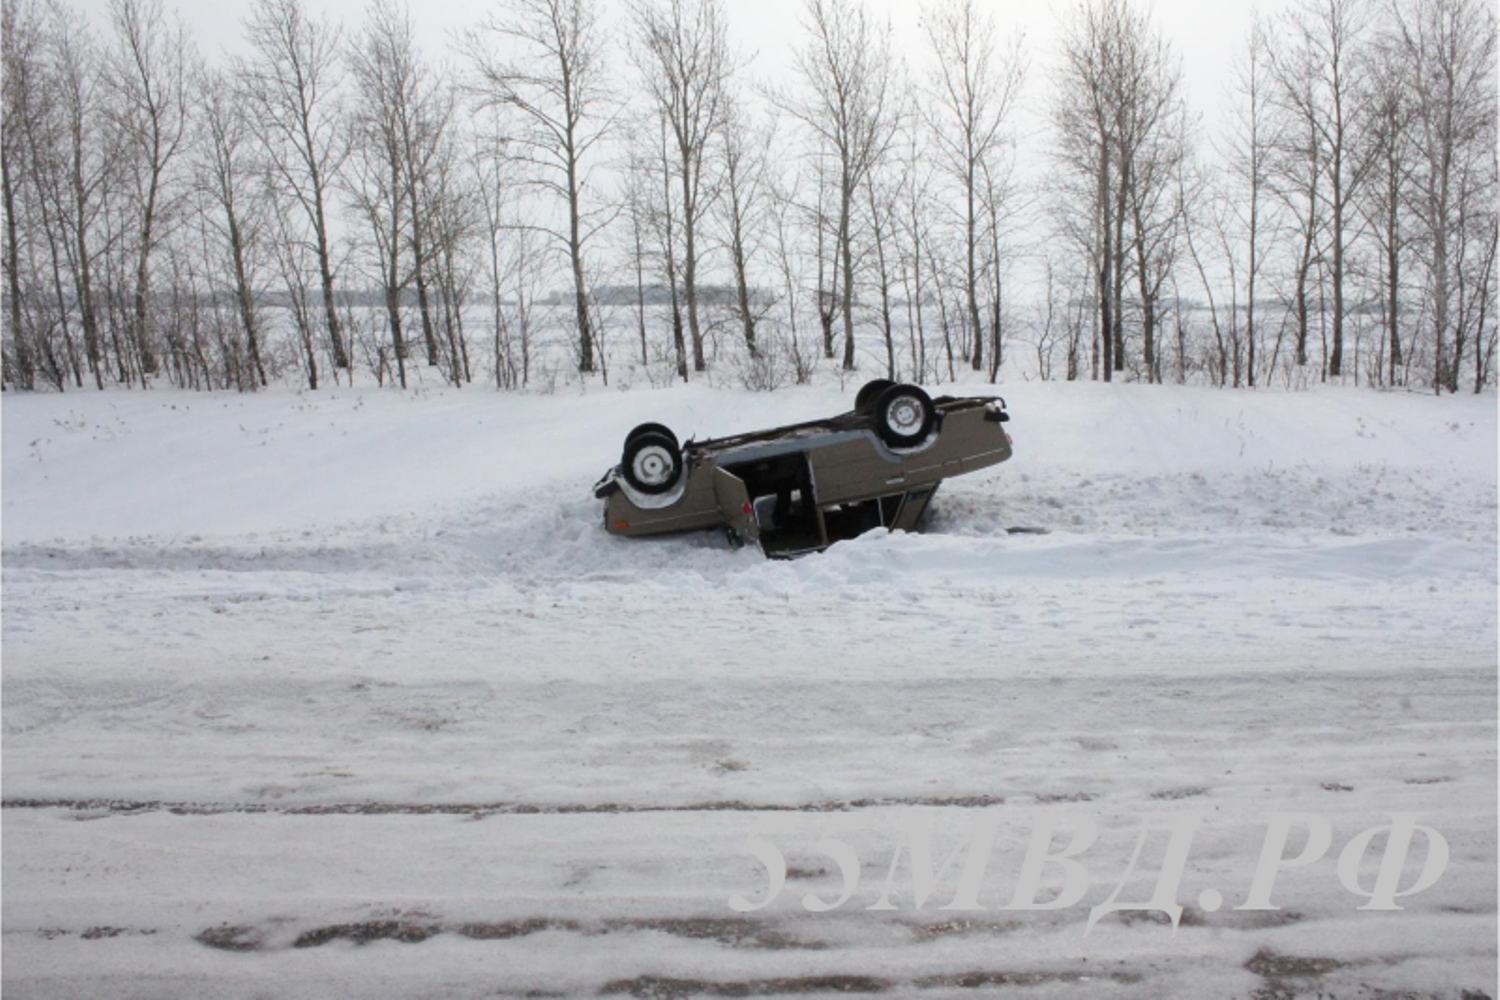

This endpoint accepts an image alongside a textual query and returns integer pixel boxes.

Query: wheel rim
[631,444,675,487]
[885,395,925,436]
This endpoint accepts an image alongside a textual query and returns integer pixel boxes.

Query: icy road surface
[3,381,1496,998]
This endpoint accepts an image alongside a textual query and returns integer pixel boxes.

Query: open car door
[712,467,760,545]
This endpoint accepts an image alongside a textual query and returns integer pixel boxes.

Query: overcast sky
[70,0,1289,134]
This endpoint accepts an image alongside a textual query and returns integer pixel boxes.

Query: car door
[712,467,760,543]
[891,485,939,531]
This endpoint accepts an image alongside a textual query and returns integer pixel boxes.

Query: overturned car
[593,380,1013,558]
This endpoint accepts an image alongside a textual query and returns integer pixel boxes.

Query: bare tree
[494,207,545,389]
[810,149,838,360]
[196,68,267,387]
[1183,160,1237,385]
[3,0,46,388]
[895,123,934,380]
[345,0,457,388]
[1270,0,1373,379]
[650,110,689,380]
[421,126,479,386]
[1126,98,1189,383]
[717,98,772,360]
[768,170,815,383]
[1264,30,1326,374]
[628,0,730,372]
[465,0,612,375]
[1052,0,1113,381]
[266,174,321,388]
[621,149,653,367]
[777,0,899,370]
[1031,257,1061,379]
[1388,0,1496,393]
[472,112,520,387]
[926,237,959,381]
[107,0,190,378]
[920,0,1026,373]
[863,151,904,378]
[346,3,411,388]
[1053,0,1184,382]
[980,154,1023,381]
[239,0,351,373]
[48,1,114,385]
[399,42,453,375]
[351,0,451,375]
[1222,16,1279,387]
[1359,39,1414,386]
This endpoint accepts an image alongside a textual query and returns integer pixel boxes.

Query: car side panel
[810,406,1010,506]
[604,462,724,536]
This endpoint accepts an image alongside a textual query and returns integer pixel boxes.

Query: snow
[3,379,1496,997]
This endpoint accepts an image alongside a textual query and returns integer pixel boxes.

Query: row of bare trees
[2,0,1495,394]
[1048,0,1496,391]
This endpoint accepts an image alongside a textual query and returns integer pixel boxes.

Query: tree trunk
[1329,179,1345,378]
[566,139,593,374]
[965,172,982,371]
[311,189,348,371]
[839,178,856,370]
[413,251,439,366]
[1097,142,1112,383]
[133,164,161,376]
[1247,182,1258,388]
[633,214,648,366]
[1111,161,1128,375]
[384,264,406,391]
[70,144,103,387]
[1386,183,1401,387]
[227,211,267,387]
[731,235,756,359]
[681,165,704,372]
[2,141,34,389]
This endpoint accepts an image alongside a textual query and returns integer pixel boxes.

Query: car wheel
[624,422,679,449]
[621,430,683,494]
[855,379,895,413]
[873,383,935,448]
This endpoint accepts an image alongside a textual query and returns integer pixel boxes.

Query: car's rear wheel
[855,379,895,413]
[624,422,679,450]
[621,430,683,494]
[873,384,935,448]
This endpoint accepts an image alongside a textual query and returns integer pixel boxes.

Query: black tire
[624,422,678,449]
[621,430,683,494]
[872,383,935,448]
[855,378,895,413]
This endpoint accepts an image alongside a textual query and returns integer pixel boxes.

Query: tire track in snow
[2,794,1006,817]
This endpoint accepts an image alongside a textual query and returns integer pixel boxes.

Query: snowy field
[2,378,1496,998]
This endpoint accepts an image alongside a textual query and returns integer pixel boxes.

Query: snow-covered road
[3,381,1496,997]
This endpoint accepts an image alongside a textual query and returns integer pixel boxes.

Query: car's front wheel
[855,378,895,413]
[621,430,683,494]
[873,383,935,448]
[624,422,679,450]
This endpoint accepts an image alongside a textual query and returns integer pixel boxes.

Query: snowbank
[3,380,1495,998]
[3,380,1491,543]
